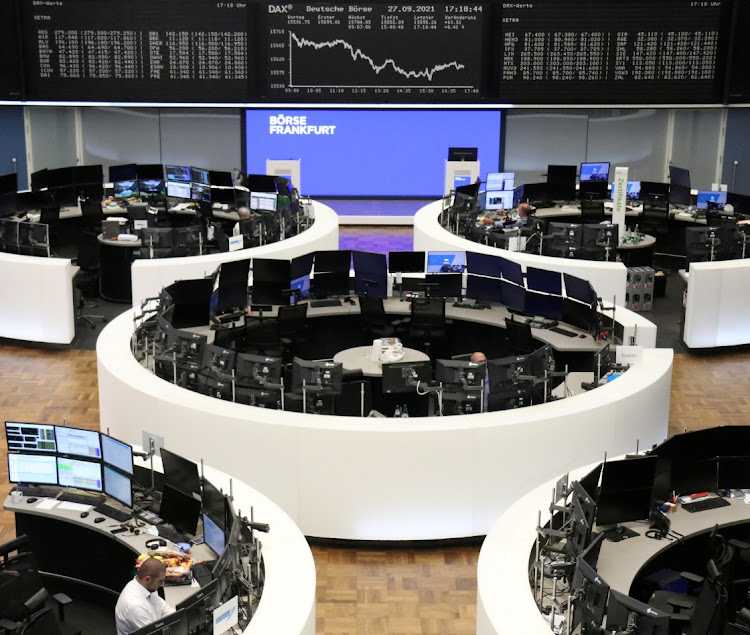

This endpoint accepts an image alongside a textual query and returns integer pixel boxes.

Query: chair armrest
[0,619,19,632]
[669,612,692,622]
[680,571,704,584]
[53,592,73,622]
[666,596,694,610]
[729,538,750,550]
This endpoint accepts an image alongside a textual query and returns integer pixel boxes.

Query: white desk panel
[130,201,339,309]
[683,259,750,348]
[413,200,628,307]
[0,253,76,344]
[98,312,672,541]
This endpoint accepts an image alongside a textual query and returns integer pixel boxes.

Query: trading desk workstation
[3,423,315,635]
[97,243,672,541]
[478,426,750,635]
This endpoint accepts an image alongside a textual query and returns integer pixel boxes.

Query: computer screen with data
[56,456,103,492]
[5,422,56,453]
[101,433,134,475]
[203,512,226,557]
[8,453,58,485]
[167,181,192,199]
[426,251,466,274]
[249,191,277,211]
[485,190,514,211]
[54,426,101,460]
[697,190,727,210]
[166,165,191,182]
[103,464,133,507]
[486,172,515,192]
[580,162,610,182]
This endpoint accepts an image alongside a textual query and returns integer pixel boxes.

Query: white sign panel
[612,166,629,241]
[228,234,244,252]
[616,345,644,366]
[213,595,239,635]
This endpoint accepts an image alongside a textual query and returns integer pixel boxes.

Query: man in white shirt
[115,557,175,635]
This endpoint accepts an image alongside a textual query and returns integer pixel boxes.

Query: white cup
[10,490,22,504]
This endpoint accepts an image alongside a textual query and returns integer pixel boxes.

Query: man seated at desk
[115,557,175,635]
[476,203,532,231]
[232,206,251,236]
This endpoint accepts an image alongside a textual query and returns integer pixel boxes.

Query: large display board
[498,0,732,104]
[20,0,254,102]
[260,2,487,103]
[0,0,24,100]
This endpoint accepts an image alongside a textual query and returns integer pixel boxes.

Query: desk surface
[333,345,430,377]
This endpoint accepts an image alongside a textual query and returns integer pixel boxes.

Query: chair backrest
[689,563,725,635]
[278,303,309,337]
[410,298,446,329]
[358,295,386,325]
[76,231,100,271]
[335,380,373,417]
[39,207,61,225]
[505,316,535,354]
[641,200,669,222]
[19,607,64,635]
[80,198,103,227]
[580,201,605,224]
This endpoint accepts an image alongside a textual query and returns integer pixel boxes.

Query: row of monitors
[0,219,50,255]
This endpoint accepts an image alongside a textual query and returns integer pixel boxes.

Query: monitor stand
[602,525,639,542]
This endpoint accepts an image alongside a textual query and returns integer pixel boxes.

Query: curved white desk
[4,459,315,635]
[0,252,76,344]
[333,345,430,377]
[98,311,672,541]
[413,200,628,308]
[130,201,339,308]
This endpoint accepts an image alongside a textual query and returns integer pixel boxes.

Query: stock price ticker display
[262,2,487,102]
[499,0,732,104]
[21,0,254,102]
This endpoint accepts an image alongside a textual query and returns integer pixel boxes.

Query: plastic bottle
[394,405,401,418]
[401,405,409,418]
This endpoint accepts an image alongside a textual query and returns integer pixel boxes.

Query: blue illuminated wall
[244,109,501,197]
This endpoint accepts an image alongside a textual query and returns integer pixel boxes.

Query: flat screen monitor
[564,274,597,305]
[244,174,278,192]
[547,165,577,197]
[159,448,201,498]
[596,456,657,527]
[103,464,133,508]
[160,483,201,536]
[498,257,523,286]
[291,358,343,394]
[579,180,608,200]
[139,179,166,198]
[466,252,503,278]
[670,457,718,495]
[388,251,425,273]
[311,271,350,298]
[290,274,311,302]
[291,252,315,279]
[424,273,462,299]
[190,167,210,186]
[57,456,103,492]
[579,463,603,504]
[669,184,691,206]
[352,250,386,275]
[209,170,233,187]
[202,512,226,557]
[315,250,351,273]
[109,164,137,182]
[114,180,139,199]
[201,478,226,530]
[580,162,610,182]
[54,425,102,460]
[5,422,56,453]
[640,181,669,201]
[611,180,641,199]
[176,578,220,633]
[354,272,387,298]
[166,165,191,182]
[717,456,750,490]
[46,167,74,189]
[571,558,609,632]
[167,181,191,199]
[525,292,563,321]
[164,278,213,329]
[0,172,17,195]
[465,275,503,303]
[484,190,514,211]
[134,164,162,180]
[606,589,669,635]
[253,258,291,286]
[235,354,283,388]
[448,147,478,162]
[526,267,562,295]
[100,433,134,475]
[250,191,277,211]
[191,182,211,203]
[202,344,236,376]
[8,453,58,485]
[486,172,515,191]
[669,165,691,188]
[130,609,188,635]
[500,281,526,313]
[382,360,432,394]
[30,169,48,191]
[436,359,486,391]
[426,251,466,273]
[213,259,250,316]
[697,190,727,210]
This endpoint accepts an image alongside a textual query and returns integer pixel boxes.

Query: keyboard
[163,576,192,587]
[94,502,132,522]
[157,525,190,545]
[191,561,216,587]
[682,497,731,513]
[58,492,103,505]
[14,486,60,498]
[548,326,578,338]
[452,302,490,310]
[310,299,342,308]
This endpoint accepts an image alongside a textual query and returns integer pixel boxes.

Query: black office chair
[79,197,104,232]
[73,230,106,329]
[407,298,447,355]
[277,303,309,360]
[357,295,396,340]
[640,198,670,240]
[505,316,536,355]
[580,200,605,224]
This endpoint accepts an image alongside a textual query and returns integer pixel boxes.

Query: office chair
[407,297,447,355]
[357,295,396,339]
[277,303,309,360]
[79,197,104,231]
[334,379,373,417]
[505,316,536,355]
[73,229,106,329]
[39,206,61,249]
[580,200,605,224]
[640,198,670,240]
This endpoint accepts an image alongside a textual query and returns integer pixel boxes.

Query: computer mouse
[348,297,356,305]
[616,526,625,534]
[94,517,105,523]
[80,511,89,518]
[578,334,586,338]
[26,497,38,503]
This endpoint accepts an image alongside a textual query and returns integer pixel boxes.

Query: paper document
[35,499,60,510]
[57,501,92,512]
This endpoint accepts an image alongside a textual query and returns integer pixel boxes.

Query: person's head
[238,206,251,219]
[517,202,531,218]
[471,352,487,363]
[136,557,167,593]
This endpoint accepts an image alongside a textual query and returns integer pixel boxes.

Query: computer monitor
[109,164,137,182]
[234,386,282,409]
[139,179,166,198]
[245,174,278,192]
[191,182,211,203]
[114,180,139,199]
[580,162,610,182]
[564,274,597,305]
[669,457,718,496]
[426,251,466,274]
[484,190,514,211]
[436,359,486,393]
[166,329,207,365]
[579,180,609,200]
[213,259,250,317]
[526,267,562,295]
[160,483,201,536]
[290,253,314,280]
[423,273,462,299]
[486,172,515,191]
[465,275,503,303]
[669,184,691,206]
[352,250,387,276]
[669,165,691,188]
[134,164,162,180]
[465,252,503,278]
[190,167,210,186]
[250,191,277,211]
[525,292,563,321]
[159,448,201,498]
[167,181,192,199]
[606,589,669,635]
[315,250,351,273]
[5,422,56,453]
[571,558,610,633]
[130,609,188,635]
[209,170,233,187]
[235,354,283,388]
[0,172,17,196]
[56,456,103,492]
[53,425,101,460]
[717,456,750,490]
[611,180,641,200]
[448,147,478,161]
[486,355,533,410]
[201,344,236,377]
[547,165,577,199]
[582,223,619,260]
[697,190,728,210]
[141,227,174,250]
[166,165,191,182]
[252,258,292,304]
[163,278,213,329]
[46,167,74,189]
[202,478,227,530]
[497,256,523,286]
[202,512,226,558]
[103,465,133,508]
[176,578,220,632]
[596,456,657,527]
[8,453,58,485]
[579,463,603,504]
[388,251,425,273]
[639,181,669,201]
[291,358,343,394]
[546,222,583,256]
[381,360,432,394]
[101,433,134,476]
[311,271,350,298]
[289,274,311,302]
